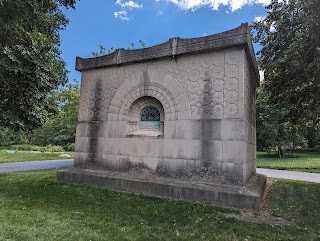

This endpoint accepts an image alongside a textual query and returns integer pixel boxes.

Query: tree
[0,0,78,131]
[0,127,27,146]
[33,82,80,146]
[256,87,307,157]
[92,40,147,57]
[251,0,320,125]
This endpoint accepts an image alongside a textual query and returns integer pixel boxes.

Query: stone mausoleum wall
[74,23,259,186]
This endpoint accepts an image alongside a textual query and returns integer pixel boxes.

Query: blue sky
[60,0,270,82]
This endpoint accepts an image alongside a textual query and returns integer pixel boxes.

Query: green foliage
[0,0,78,131]
[251,0,320,125]
[31,145,65,152]
[0,171,319,240]
[256,87,307,156]
[63,143,75,151]
[0,144,36,151]
[139,39,146,48]
[92,40,147,57]
[32,82,80,146]
[0,127,28,146]
[0,144,66,152]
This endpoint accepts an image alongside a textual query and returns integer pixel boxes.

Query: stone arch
[107,70,191,121]
[127,96,165,122]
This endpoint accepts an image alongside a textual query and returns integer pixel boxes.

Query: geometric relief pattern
[224,51,240,118]
[115,82,178,121]
[107,70,191,121]
[163,51,226,119]
[78,80,91,121]
[78,67,127,122]
[79,50,245,122]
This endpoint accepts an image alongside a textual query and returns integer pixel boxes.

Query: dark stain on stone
[88,79,103,165]
[143,71,150,96]
[200,76,214,163]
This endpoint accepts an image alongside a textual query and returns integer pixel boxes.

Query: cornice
[76,23,259,85]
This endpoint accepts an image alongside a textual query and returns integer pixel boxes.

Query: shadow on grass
[0,170,319,240]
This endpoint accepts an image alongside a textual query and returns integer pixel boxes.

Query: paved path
[257,168,320,183]
[0,160,74,173]
[0,161,319,183]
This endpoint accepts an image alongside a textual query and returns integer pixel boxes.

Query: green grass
[0,170,319,240]
[256,151,320,173]
[0,151,74,163]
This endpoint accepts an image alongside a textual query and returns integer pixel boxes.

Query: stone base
[57,168,266,211]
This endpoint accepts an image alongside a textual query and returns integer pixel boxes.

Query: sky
[59,0,271,82]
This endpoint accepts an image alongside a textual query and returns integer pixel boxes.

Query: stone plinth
[57,168,266,211]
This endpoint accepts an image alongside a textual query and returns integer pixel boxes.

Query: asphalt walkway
[257,168,320,183]
[0,159,73,173]
[0,160,319,183]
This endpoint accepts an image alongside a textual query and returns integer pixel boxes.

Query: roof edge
[76,23,259,85]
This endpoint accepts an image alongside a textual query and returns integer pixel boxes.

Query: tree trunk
[277,145,283,158]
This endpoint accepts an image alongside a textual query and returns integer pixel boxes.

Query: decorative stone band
[76,23,259,85]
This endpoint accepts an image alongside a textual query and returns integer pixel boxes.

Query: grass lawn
[0,170,319,240]
[256,151,320,173]
[0,151,74,163]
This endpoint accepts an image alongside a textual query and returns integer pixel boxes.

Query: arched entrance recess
[127,96,164,137]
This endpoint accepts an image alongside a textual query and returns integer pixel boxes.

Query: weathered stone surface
[59,23,264,211]
[57,168,267,211]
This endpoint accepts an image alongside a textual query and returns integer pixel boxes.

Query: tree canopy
[256,87,308,156]
[32,82,79,146]
[251,0,320,125]
[0,0,78,131]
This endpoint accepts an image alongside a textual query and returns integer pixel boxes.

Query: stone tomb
[57,23,266,211]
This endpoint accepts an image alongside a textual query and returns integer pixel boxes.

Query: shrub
[0,128,28,146]
[33,145,65,152]
[7,144,65,152]
[63,143,75,151]
[10,145,36,151]
[309,145,320,152]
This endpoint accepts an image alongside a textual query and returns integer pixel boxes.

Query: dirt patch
[225,211,294,225]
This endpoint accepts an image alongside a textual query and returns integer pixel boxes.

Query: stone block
[76,122,89,137]
[75,137,90,153]
[167,79,179,92]
[107,113,118,121]
[199,120,222,141]
[162,74,174,88]
[163,121,176,139]
[108,105,120,115]
[171,85,185,98]
[243,161,256,184]
[110,97,122,109]
[221,119,244,141]
[223,141,244,164]
[73,152,90,166]
[175,92,189,105]
[177,101,190,112]
[177,110,191,120]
